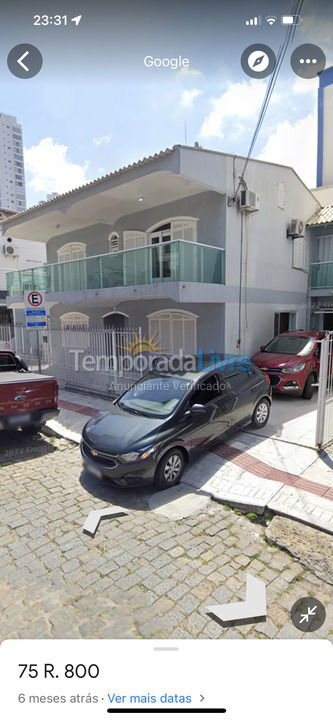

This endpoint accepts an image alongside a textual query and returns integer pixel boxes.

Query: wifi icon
[265,15,277,25]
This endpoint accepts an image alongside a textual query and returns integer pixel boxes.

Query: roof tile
[307,205,333,226]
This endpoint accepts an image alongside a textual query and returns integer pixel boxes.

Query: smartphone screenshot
[0,1,332,717]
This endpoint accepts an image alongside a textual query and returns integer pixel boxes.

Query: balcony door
[57,242,86,291]
[149,219,198,283]
[150,224,173,282]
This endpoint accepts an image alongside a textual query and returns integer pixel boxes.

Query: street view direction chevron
[207,573,266,625]
[83,506,128,537]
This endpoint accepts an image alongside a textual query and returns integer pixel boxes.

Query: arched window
[147,217,198,244]
[57,242,86,263]
[60,312,89,348]
[148,309,197,355]
[108,232,119,253]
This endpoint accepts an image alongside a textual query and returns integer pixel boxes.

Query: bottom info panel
[0,639,332,719]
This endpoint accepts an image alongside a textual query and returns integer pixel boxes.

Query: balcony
[309,262,333,289]
[6,240,225,296]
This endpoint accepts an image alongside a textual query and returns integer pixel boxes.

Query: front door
[103,313,127,358]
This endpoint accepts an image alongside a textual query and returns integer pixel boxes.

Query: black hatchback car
[81,361,272,489]
[81,363,272,488]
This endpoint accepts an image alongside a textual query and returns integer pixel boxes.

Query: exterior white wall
[224,156,319,356]
[0,114,26,212]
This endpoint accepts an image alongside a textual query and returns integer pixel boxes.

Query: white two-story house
[2,145,319,392]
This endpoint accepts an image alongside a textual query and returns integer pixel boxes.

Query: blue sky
[1,0,332,206]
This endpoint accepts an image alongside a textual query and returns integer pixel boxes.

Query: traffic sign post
[24,291,47,373]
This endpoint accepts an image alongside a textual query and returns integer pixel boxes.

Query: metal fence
[6,323,144,397]
[0,324,13,349]
[316,331,333,448]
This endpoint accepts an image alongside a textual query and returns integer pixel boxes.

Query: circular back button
[7,44,43,79]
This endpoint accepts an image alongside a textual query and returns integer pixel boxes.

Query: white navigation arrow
[207,573,266,625]
[17,51,30,72]
[82,506,128,537]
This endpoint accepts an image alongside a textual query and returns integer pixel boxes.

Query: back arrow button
[7,44,43,79]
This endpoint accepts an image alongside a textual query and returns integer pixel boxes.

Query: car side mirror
[190,403,206,414]
[260,345,265,352]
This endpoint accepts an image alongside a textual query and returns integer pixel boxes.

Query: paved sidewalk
[46,390,333,534]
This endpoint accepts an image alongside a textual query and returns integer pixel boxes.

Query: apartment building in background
[0,113,26,213]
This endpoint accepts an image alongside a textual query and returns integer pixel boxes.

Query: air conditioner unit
[3,244,19,257]
[287,219,304,237]
[239,189,260,213]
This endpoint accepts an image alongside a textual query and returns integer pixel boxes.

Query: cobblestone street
[0,432,332,641]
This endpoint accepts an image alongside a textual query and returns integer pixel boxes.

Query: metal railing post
[315,335,329,448]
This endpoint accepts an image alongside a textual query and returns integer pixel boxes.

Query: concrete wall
[223,156,319,355]
[45,191,226,263]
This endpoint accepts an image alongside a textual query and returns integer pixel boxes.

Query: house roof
[0,146,176,227]
[307,205,333,226]
[0,143,320,233]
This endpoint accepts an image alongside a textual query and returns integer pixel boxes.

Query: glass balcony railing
[309,262,333,289]
[6,240,225,295]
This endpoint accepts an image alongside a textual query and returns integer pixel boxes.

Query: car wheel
[154,448,185,489]
[251,398,270,428]
[302,373,315,400]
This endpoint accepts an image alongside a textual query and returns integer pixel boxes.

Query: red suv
[252,331,325,399]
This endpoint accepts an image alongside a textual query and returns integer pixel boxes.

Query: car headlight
[281,363,305,374]
[119,447,155,462]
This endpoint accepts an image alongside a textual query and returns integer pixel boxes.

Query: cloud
[24,137,88,195]
[199,80,266,139]
[291,76,318,96]
[180,88,203,108]
[257,112,317,187]
[92,134,112,146]
[176,66,203,80]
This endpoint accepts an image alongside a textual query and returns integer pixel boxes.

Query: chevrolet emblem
[91,450,98,457]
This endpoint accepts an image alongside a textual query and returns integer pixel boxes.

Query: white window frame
[147,217,198,244]
[57,242,86,263]
[292,236,309,272]
[108,232,120,253]
[148,309,198,355]
[60,312,90,349]
[123,230,148,250]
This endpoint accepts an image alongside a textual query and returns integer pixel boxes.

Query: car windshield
[263,336,315,356]
[118,375,191,417]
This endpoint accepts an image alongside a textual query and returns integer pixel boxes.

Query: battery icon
[281,15,302,25]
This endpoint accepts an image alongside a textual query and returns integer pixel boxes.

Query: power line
[236,0,304,192]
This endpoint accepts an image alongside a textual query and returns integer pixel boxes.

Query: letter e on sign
[24,290,46,310]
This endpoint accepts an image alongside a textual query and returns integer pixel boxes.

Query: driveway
[0,431,332,641]
[250,392,318,448]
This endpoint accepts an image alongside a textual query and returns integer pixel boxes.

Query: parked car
[252,331,325,399]
[0,351,59,432]
[81,361,272,489]
[0,350,30,373]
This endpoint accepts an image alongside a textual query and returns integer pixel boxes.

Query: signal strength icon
[265,16,277,25]
[245,16,261,26]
